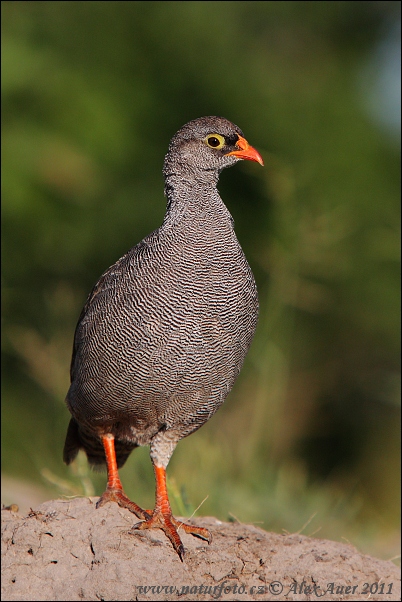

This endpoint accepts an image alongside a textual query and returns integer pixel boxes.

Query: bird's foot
[131,511,212,560]
[96,487,151,520]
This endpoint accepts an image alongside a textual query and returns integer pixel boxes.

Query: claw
[131,511,210,560]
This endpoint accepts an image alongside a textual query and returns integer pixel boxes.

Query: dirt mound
[2,497,400,601]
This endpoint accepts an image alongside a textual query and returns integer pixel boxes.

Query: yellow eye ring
[205,134,225,149]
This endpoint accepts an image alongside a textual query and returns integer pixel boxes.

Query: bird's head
[163,116,263,182]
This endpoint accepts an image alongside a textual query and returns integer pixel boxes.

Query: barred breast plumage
[63,116,263,559]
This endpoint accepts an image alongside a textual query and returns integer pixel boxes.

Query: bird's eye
[205,134,225,149]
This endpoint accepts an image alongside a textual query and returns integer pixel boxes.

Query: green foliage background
[2,1,400,559]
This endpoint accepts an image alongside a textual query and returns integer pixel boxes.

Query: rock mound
[2,498,400,601]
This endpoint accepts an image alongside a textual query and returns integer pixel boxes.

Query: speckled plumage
[64,117,259,472]
[63,117,261,558]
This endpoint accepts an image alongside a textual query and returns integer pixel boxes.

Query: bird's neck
[162,172,233,229]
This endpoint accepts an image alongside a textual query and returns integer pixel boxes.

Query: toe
[175,519,212,543]
[130,511,211,559]
[96,488,150,520]
[130,513,185,559]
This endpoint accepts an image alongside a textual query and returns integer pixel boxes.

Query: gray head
[163,116,263,183]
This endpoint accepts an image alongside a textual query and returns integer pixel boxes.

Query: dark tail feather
[63,418,82,465]
[63,418,137,469]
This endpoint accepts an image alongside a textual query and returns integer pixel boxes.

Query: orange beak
[226,135,264,166]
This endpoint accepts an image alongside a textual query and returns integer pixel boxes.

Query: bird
[63,116,263,560]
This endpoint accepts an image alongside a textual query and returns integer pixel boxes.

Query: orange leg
[131,464,211,560]
[96,434,150,520]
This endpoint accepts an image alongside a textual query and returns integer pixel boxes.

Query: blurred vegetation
[2,1,400,561]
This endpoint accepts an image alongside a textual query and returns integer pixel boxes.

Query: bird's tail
[63,418,136,470]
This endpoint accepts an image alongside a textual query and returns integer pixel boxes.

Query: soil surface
[1,497,400,601]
